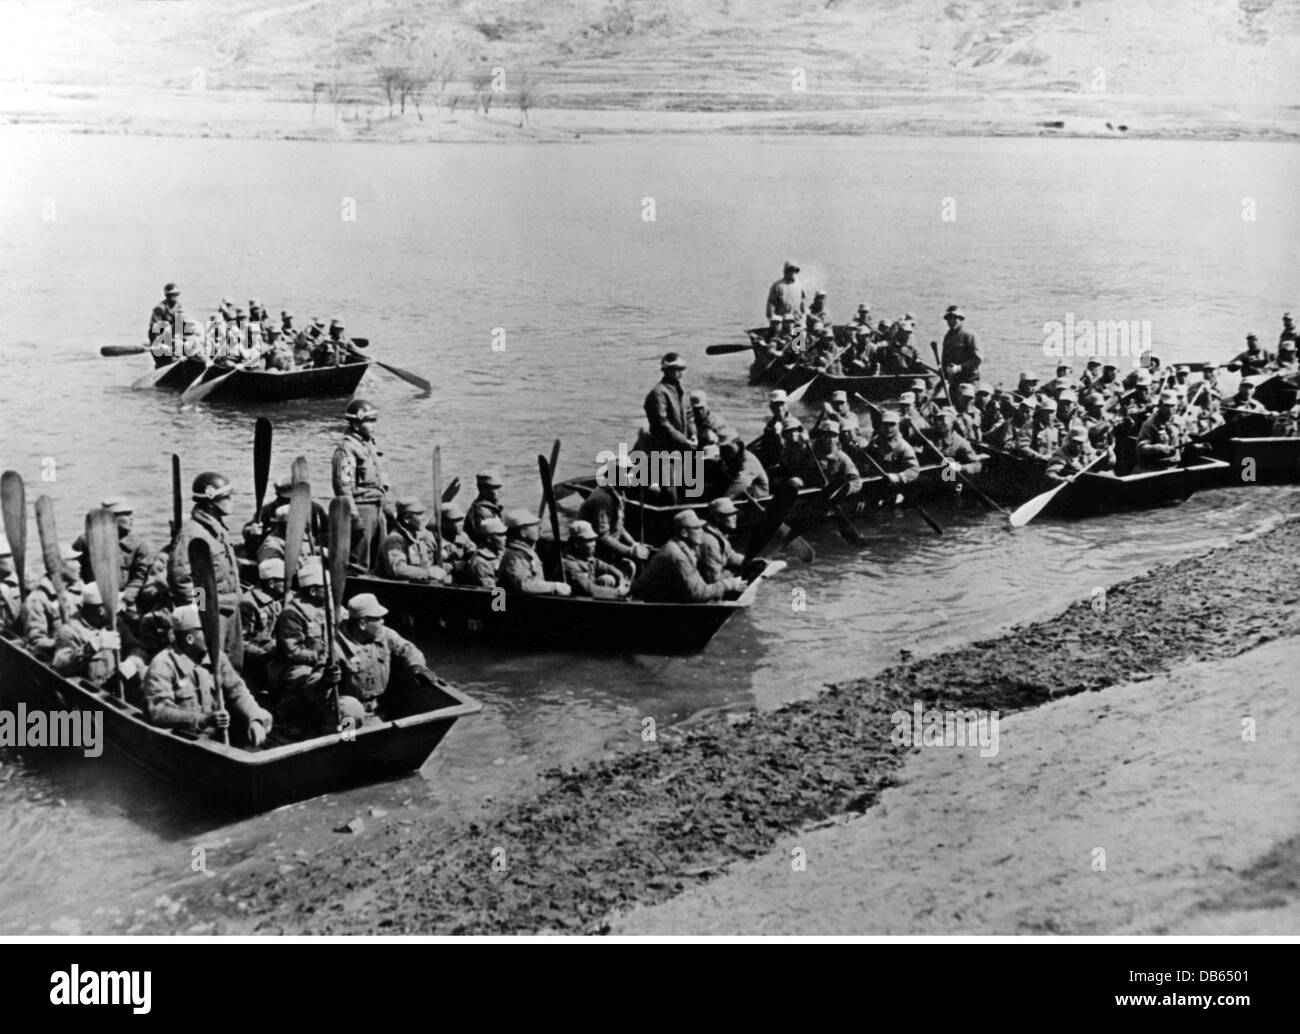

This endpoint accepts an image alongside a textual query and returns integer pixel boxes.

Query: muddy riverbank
[101,511,1300,935]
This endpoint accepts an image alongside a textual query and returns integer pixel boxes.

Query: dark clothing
[644,378,696,452]
[940,326,981,383]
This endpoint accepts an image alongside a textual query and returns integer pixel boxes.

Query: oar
[187,537,229,745]
[171,454,183,540]
[800,440,866,545]
[706,343,755,356]
[431,446,445,562]
[85,507,123,698]
[180,350,265,405]
[538,438,560,518]
[282,481,312,604]
[442,476,461,503]
[743,479,809,566]
[101,344,148,357]
[742,490,815,563]
[339,341,431,394]
[291,455,309,486]
[327,497,352,613]
[253,417,272,522]
[1008,452,1106,529]
[929,341,953,405]
[910,427,1007,514]
[538,453,568,585]
[313,491,343,733]
[857,449,943,536]
[34,495,69,623]
[1,471,28,598]
[132,359,183,390]
[176,360,216,404]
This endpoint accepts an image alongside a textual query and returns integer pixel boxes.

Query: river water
[0,130,1297,932]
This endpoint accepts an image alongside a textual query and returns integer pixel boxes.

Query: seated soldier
[562,521,631,598]
[143,606,272,747]
[22,542,84,660]
[1,537,23,633]
[812,420,864,495]
[689,391,723,449]
[269,558,330,723]
[698,499,746,585]
[51,581,148,686]
[434,502,477,578]
[461,516,507,588]
[497,510,571,596]
[330,593,442,729]
[263,327,293,371]
[868,410,921,487]
[255,504,290,565]
[382,498,449,583]
[718,430,771,500]
[631,511,745,602]
[239,558,285,689]
[577,456,651,568]
[1045,427,1112,484]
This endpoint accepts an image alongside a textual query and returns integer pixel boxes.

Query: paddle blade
[132,361,178,390]
[539,438,560,517]
[85,508,121,619]
[282,481,312,601]
[377,360,431,395]
[253,418,273,516]
[1008,482,1065,529]
[538,454,566,582]
[705,343,754,356]
[33,495,64,593]
[1,471,27,596]
[187,537,221,664]
[442,476,461,503]
[328,496,353,615]
[101,344,148,357]
[179,367,219,404]
[291,455,309,486]
[431,446,444,557]
[171,454,183,539]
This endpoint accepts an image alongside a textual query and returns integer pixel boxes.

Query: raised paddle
[442,476,461,504]
[315,495,345,733]
[1,471,28,598]
[910,426,1007,514]
[253,418,273,522]
[431,446,445,563]
[34,495,69,623]
[706,343,755,356]
[327,496,352,615]
[538,454,568,585]
[538,438,560,518]
[338,341,431,394]
[857,448,944,537]
[101,344,149,357]
[85,507,123,698]
[171,454,183,540]
[282,481,312,604]
[1008,452,1107,529]
[187,537,229,745]
[291,455,309,486]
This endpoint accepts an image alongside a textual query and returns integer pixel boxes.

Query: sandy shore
[88,511,1300,936]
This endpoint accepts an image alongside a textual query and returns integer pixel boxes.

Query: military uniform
[498,542,563,595]
[561,553,627,598]
[169,507,242,659]
[723,449,771,500]
[332,429,390,572]
[932,430,982,476]
[463,496,504,547]
[143,648,270,737]
[333,623,431,721]
[461,545,501,587]
[22,579,73,659]
[818,448,864,495]
[939,326,981,384]
[1,574,21,632]
[52,615,145,686]
[269,597,330,704]
[1134,414,1185,473]
[868,435,921,484]
[952,405,981,444]
[697,525,745,585]
[239,586,283,665]
[632,539,731,603]
[382,524,448,582]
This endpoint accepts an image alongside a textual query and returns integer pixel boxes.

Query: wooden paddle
[85,507,123,697]
[742,479,807,566]
[291,455,309,486]
[1008,452,1107,529]
[442,476,461,504]
[431,446,445,562]
[180,349,266,405]
[253,418,273,521]
[171,454,183,540]
[338,341,431,394]
[856,448,943,536]
[327,497,352,614]
[538,438,560,518]
[132,358,183,390]
[312,491,344,733]
[538,454,568,585]
[282,481,312,604]
[910,426,1007,513]
[705,342,755,356]
[742,490,814,564]
[34,496,69,623]
[800,440,866,546]
[187,537,229,745]
[1,471,28,598]
[101,344,148,357]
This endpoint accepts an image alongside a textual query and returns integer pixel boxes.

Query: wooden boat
[151,354,371,402]
[974,447,1229,515]
[0,630,481,812]
[741,328,935,400]
[1193,415,1300,483]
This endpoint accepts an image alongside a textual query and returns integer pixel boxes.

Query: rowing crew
[146,282,357,372]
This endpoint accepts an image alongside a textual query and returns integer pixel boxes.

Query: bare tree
[471,71,496,115]
[377,66,404,116]
[515,73,539,127]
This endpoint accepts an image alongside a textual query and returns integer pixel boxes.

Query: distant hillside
[3,0,1298,139]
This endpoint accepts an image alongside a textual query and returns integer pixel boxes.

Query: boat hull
[151,356,370,402]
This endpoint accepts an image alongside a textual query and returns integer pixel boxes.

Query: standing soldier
[562,521,630,598]
[148,282,183,344]
[698,499,747,586]
[463,469,505,548]
[382,499,449,583]
[332,398,393,573]
[497,510,571,596]
[1279,312,1297,351]
[765,261,807,335]
[644,352,696,502]
[23,542,84,660]
[939,306,982,385]
[169,471,243,660]
[1228,333,1272,376]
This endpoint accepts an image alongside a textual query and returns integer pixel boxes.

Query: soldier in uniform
[929,408,983,478]
[939,306,981,385]
[805,290,830,334]
[812,421,864,495]
[22,542,83,660]
[718,431,771,501]
[462,517,507,588]
[263,326,293,371]
[1079,360,1103,392]
[169,471,243,661]
[777,422,819,484]
[0,537,21,633]
[497,510,571,596]
[689,390,723,449]
[1040,364,1075,399]
[330,594,441,729]
[561,521,630,599]
[1093,364,1120,396]
[825,390,865,439]
[148,282,182,343]
[254,505,290,566]
[868,410,921,486]
[239,558,285,689]
[765,261,806,331]
[988,395,1033,451]
[698,499,746,586]
[332,398,393,573]
[383,498,449,583]
[1015,370,1041,400]
[758,389,794,462]
[143,606,272,747]
[1279,312,1297,351]
[435,502,477,574]
[1226,381,1267,414]
[896,392,929,449]
[1135,391,1190,473]
[52,581,147,686]
[1045,427,1111,483]
[874,316,920,375]
[463,469,505,548]
[1053,388,1086,437]
[280,311,297,348]
[577,457,651,567]
[632,511,745,602]
[644,353,696,503]
[270,558,331,721]
[951,382,981,444]
[95,498,155,619]
[1228,333,1273,376]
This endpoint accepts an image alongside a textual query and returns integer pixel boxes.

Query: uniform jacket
[765,279,805,320]
[631,539,729,603]
[697,525,744,585]
[169,507,241,611]
[52,614,145,684]
[1135,415,1185,472]
[933,431,982,476]
[561,552,626,598]
[868,435,921,484]
[334,623,428,705]
[22,578,69,657]
[644,378,696,451]
[463,495,504,546]
[724,450,771,500]
[498,542,560,595]
[273,597,329,670]
[239,586,283,654]
[1,574,21,632]
[462,546,501,588]
[144,647,269,733]
[939,326,981,381]
[332,430,388,505]
[383,524,446,582]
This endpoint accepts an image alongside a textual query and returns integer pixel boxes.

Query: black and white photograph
[0,0,1296,974]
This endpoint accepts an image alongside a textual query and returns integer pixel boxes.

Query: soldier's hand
[324,663,341,687]
[247,720,268,748]
[412,665,437,685]
[246,521,263,539]
[100,629,122,651]
[888,473,901,485]
[634,543,651,561]
[617,584,631,598]
[724,575,747,594]
[206,709,231,732]
[552,583,572,597]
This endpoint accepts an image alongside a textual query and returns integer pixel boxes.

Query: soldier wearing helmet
[167,471,243,662]
[332,399,393,573]
[239,558,286,684]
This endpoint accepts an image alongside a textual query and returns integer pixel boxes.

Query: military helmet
[192,471,232,502]
[345,398,378,421]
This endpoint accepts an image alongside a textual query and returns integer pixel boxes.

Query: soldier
[23,542,83,660]
[562,521,630,599]
[644,353,696,487]
[1079,360,1103,392]
[875,316,920,374]
[975,383,1001,436]
[497,510,571,596]
[689,390,723,449]
[1271,404,1300,437]
[169,471,243,660]
[1277,337,1298,371]
[263,326,293,371]
[330,594,441,728]
[0,537,21,633]
[292,320,319,367]
[897,392,929,449]
[52,581,147,686]
[1081,391,1112,431]
[1191,397,1226,436]
[143,606,272,746]
[239,558,285,685]
[1226,381,1267,414]
[777,422,819,484]
[698,499,746,586]
[463,469,505,548]
[1228,333,1272,376]
[1040,364,1075,399]
[1279,312,1297,350]
[314,318,350,367]
[951,382,981,444]
[67,497,152,619]
[868,410,921,486]
[383,498,448,583]
[1093,363,1120,396]
[812,421,864,495]
[939,306,981,385]
[435,502,477,569]
[332,398,393,573]
[1045,427,1112,483]
[242,474,291,554]
[988,395,1033,451]
[148,282,182,343]
[255,504,290,565]
[929,408,983,478]
[765,260,806,328]
[806,290,831,334]
[632,511,745,602]
[1015,370,1041,399]
[1054,389,1087,437]
[909,379,936,422]
[462,516,507,588]
[577,457,651,567]
[280,310,297,347]
[270,558,331,722]
[1134,391,1189,473]
[718,431,771,501]
[759,389,794,459]
[826,389,866,439]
